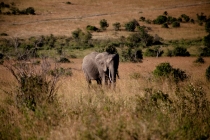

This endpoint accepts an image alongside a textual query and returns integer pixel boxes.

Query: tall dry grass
[47,57,210,139]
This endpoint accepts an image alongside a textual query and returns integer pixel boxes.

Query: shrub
[203,33,210,47]
[139,16,145,21]
[197,12,207,22]
[86,25,98,31]
[112,22,121,31]
[206,66,210,81]
[167,16,177,24]
[205,21,210,33]
[153,62,187,83]
[181,14,190,22]
[172,21,180,27]
[124,19,139,32]
[172,46,190,56]
[144,48,156,57]
[58,57,70,63]
[200,47,210,56]
[194,56,205,64]
[153,62,173,77]
[153,15,167,24]
[25,7,35,15]
[162,23,168,28]
[66,1,72,4]
[121,48,142,62]
[99,19,109,30]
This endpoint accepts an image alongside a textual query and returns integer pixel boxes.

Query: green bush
[162,23,169,28]
[172,46,190,56]
[99,19,109,30]
[86,25,98,31]
[153,15,167,24]
[124,19,139,32]
[181,14,190,22]
[144,48,156,57]
[112,22,121,31]
[58,57,70,63]
[172,21,180,27]
[153,62,187,83]
[205,21,210,33]
[121,48,142,62]
[203,34,210,47]
[194,56,205,64]
[206,66,210,81]
[153,62,173,77]
[200,47,210,56]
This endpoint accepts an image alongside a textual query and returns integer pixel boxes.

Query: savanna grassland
[0,0,210,140]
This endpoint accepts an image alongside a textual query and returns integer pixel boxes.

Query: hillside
[0,0,210,40]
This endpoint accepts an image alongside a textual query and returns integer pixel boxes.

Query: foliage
[144,47,163,57]
[86,25,98,31]
[206,66,210,81]
[172,46,190,56]
[172,21,180,27]
[153,62,187,83]
[136,26,154,47]
[99,19,109,30]
[121,48,142,62]
[153,15,167,24]
[112,22,121,31]
[181,14,190,22]
[205,21,210,33]
[203,34,210,47]
[162,23,169,28]
[197,12,207,22]
[124,19,139,32]
[194,56,205,64]
[58,57,70,63]
[200,47,210,56]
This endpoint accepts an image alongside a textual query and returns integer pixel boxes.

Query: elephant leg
[96,78,102,85]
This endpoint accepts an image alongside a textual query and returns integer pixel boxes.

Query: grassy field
[1,0,210,139]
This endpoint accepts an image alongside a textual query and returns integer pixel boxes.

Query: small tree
[153,15,167,24]
[124,19,139,32]
[205,21,210,33]
[100,19,109,30]
[172,21,180,27]
[181,14,190,22]
[112,22,121,31]
[172,46,190,56]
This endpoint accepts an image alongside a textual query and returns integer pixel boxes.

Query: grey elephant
[82,52,119,87]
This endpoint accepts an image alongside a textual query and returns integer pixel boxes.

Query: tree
[112,22,121,31]
[124,19,139,32]
[100,19,109,30]
[205,21,210,33]
[153,15,167,24]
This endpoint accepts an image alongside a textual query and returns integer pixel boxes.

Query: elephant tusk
[109,70,112,83]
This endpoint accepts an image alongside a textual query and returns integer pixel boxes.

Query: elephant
[82,52,119,87]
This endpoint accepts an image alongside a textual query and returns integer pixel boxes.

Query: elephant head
[95,52,119,85]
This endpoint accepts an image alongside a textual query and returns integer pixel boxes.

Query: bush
[153,62,173,77]
[124,19,139,32]
[206,66,210,81]
[203,34,210,47]
[205,21,210,33]
[172,21,180,27]
[172,46,190,56]
[194,56,205,64]
[121,48,142,62]
[99,19,109,30]
[153,15,167,24]
[181,14,190,22]
[153,62,187,83]
[58,57,70,63]
[162,23,169,28]
[26,7,35,14]
[86,25,98,31]
[112,22,121,31]
[200,47,210,56]
[144,48,156,57]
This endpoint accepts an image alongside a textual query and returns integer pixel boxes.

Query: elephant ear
[95,53,107,72]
